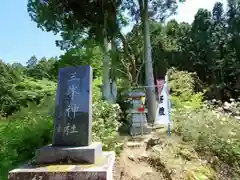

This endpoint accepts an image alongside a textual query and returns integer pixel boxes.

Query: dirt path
[114,134,164,180]
[113,127,239,180]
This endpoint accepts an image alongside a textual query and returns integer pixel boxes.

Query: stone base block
[35,142,102,164]
[130,126,152,136]
[8,152,115,180]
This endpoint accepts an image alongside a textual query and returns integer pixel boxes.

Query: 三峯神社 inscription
[53,66,92,147]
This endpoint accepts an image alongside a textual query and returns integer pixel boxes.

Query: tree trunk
[131,61,137,85]
[142,0,156,123]
[102,12,112,102]
[102,36,112,101]
[110,36,117,103]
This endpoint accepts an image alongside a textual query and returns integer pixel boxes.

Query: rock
[126,142,142,148]
[137,152,149,162]
[179,148,198,161]
[128,154,135,161]
[145,137,161,150]
[127,142,142,148]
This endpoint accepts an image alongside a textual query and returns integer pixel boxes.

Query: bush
[0,96,55,179]
[0,75,56,116]
[168,67,204,109]
[169,68,240,173]
[92,78,123,153]
[172,108,240,169]
[0,78,122,180]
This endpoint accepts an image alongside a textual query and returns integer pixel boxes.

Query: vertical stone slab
[52,66,92,147]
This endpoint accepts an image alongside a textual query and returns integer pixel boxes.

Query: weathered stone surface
[8,152,115,180]
[35,142,102,164]
[137,152,149,162]
[53,66,93,147]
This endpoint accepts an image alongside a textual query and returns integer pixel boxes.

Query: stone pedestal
[128,110,152,136]
[35,142,102,164]
[8,152,115,180]
[130,126,152,136]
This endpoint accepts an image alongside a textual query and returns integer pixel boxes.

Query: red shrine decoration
[137,104,145,112]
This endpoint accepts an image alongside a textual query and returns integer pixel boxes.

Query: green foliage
[0,57,58,116]
[0,61,20,115]
[26,56,58,80]
[172,108,240,170]
[27,0,122,49]
[56,45,103,79]
[0,78,122,180]
[92,101,122,153]
[15,77,56,100]
[168,67,204,109]
[92,78,123,153]
[120,1,240,100]
[169,69,240,174]
[0,75,56,116]
[0,96,55,179]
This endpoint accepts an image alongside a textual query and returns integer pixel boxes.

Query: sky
[0,0,227,65]
[171,0,227,23]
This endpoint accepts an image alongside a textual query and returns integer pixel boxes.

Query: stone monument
[8,66,115,180]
